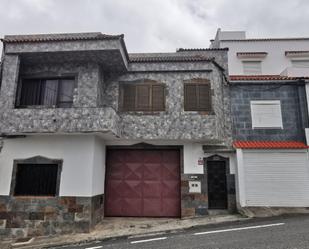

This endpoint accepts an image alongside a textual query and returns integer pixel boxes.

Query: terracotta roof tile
[285,50,309,55]
[1,32,123,43]
[229,75,309,81]
[177,48,229,52]
[236,52,268,55]
[129,55,213,63]
[233,141,309,149]
[221,37,309,42]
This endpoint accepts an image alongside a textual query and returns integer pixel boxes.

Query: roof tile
[1,32,123,43]
[177,48,229,52]
[222,37,309,42]
[285,50,309,55]
[129,55,213,63]
[233,141,309,149]
[230,75,309,81]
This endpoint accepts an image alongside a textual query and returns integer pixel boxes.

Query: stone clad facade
[230,82,308,141]
[0,33,235,239]
[0,53,231,142]
[0,195,104,238]
[229,77,309,213]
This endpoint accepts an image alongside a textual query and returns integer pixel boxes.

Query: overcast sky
[1,0,309,54]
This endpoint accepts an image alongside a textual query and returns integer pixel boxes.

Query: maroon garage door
[105,149,181,217]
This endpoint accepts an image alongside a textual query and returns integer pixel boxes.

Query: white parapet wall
[0,134,106,197]
[306,128,309,145]
[183,143,204,174]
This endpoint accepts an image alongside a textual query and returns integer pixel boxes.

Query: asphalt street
[49,214,309,249]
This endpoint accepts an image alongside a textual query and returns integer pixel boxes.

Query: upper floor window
[250,100,283,129]
[184,79,211,112]
[16,77,75,108]
[119,81,165,112]
[291,60,309,68]
[242,61,262,75]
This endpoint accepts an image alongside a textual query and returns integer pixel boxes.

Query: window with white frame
[291,60,309,68]
[242,61,262,75]
[250,100,283,129]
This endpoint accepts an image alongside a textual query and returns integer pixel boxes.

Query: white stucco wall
[0,136,236,197]
[105,140,235,175]
[92,136,106,196]
[184,144,236,175]
[235,149,245,207]
[0,135,106,197]
[183,143,204,174]
[220,40,309,75]
[104,141,207,174]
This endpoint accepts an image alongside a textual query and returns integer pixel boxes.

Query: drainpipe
[0,41,5,90]
[304,80,309,145]
[0,137,3,153]
[0,42,4,152]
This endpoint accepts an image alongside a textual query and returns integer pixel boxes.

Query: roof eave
[229,79,304,84]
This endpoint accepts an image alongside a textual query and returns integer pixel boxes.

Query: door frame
[205,154,229,210]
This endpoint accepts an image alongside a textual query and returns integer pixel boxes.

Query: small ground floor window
[11,156,62,197]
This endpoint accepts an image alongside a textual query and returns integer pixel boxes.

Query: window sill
[252,127,284,130]
[13,196,56,199]
[15,106,72,109]
[119,111,166,115]
[184,110,215,115]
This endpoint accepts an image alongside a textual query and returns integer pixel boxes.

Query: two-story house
[211,29,309,214]
[0,33,235,238]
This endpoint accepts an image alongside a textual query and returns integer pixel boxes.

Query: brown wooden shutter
[136,84,151,111]
[152,85,165,111]
[184,84,198,111]
[122,84,136,111]
[184,83,211,111]
[197,84,211,111]
[121,82,166,112]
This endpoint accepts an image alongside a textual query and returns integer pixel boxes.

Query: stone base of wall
[181,174,237,218]
[181,175,208,217]
[239,206,309,218]
[0,194,104,239]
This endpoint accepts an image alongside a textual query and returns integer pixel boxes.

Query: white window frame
[242,60,262,75]
[291,59,309,68]
[250,100,283,129]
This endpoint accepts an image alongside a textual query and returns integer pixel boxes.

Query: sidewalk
[2,214,248,249]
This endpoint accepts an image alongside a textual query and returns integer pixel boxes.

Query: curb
[7,215,249,249]
[41,216,249,248]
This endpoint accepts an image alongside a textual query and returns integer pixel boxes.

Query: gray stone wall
[0,60,121,136]
[181,157,236,217]
[0,55,20,109]
[103,61,231,144]
[0,107,121,135]
[230,83,308,141]
[0,50,231,144]
[19,61,101,107]
[0,194,104,238]
[176,49,228,72]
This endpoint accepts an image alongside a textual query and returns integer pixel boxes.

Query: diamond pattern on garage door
[105,149,180,217]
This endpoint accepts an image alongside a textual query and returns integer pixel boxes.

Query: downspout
[0,40,5,90]
[0,41,5,153]
[303,79,309,145]
[216,59,232,148]
[0,138,3,153]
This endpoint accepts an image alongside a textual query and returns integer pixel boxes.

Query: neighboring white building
[210,28,309,77]
[211,29,309,212]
